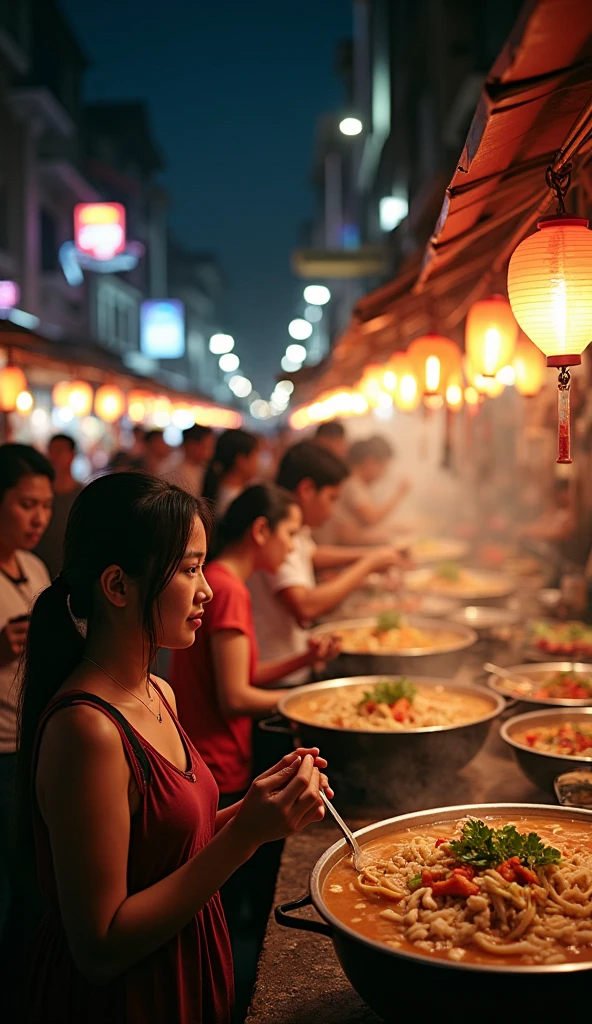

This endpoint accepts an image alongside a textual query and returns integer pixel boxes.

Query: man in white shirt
[325,436,410,546]
[165,424,214,496]
[249,442,403,684]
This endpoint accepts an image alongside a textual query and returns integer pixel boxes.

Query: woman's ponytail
[14,575,85,874]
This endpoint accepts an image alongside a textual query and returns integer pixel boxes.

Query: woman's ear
[251,516,270,548]
[100,565,129,608]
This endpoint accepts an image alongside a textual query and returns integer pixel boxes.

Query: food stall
[247,2,592,1019]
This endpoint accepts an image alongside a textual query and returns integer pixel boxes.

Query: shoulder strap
[42,692,152,787]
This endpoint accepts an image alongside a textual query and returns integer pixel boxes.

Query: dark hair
[210,483,297,558]
[349,435,394,465]
[315,420,345,440]
[0,443,54,503]
[183,424,213,445]
[277,441,349,493]
[202,428,259,504]
[144,429,166,446]
[16,472,211,872]
[49,433,76,453]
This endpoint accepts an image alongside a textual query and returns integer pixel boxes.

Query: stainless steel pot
[501,706,592,792]
[404,568,515,607]
[270,676,504,809]
[488,662,592,708]
[312,615,477,678]
[276,803,592,1018]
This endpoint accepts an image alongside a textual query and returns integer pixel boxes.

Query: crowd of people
[0,418,411,1024]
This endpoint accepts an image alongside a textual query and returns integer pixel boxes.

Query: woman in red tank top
[12,473,331,1024]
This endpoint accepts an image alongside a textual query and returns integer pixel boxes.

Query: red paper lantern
[0,365,27,412]
[465,295,518,378]
[407,334,461,395]
[94,384,125,423]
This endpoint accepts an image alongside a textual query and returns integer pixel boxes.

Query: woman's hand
[306,633,341,666]
[232,748,332,850]
[0,617,29,667]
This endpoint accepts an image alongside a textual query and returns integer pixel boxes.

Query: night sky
[60,0,352,398]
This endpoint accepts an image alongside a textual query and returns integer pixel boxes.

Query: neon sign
[74,203,126,261]
[141,300,185,359]
[59,203,143,286]
[0,281,20,309]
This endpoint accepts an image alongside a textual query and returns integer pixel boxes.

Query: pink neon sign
[74,203,126,262]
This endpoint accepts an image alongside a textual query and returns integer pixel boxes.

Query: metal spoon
[554,769,592,809]
[483,662,535,690]
[320,790,367,871]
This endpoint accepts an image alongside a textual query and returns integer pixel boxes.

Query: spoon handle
[320,791,363,863]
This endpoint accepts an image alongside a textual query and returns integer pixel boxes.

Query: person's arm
[313,543,405,570]
[279,547,401,623]
[349,481,410,528]
[254,633,342,687]
[210,630,288,715]
[37,707,327,986]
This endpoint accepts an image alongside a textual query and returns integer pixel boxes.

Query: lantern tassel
[557,366,572,464]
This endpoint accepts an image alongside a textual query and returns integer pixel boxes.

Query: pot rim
[277,675,505,735]
[309,802,592,975]
[488,662,592,708]
[312,615,478,656]
[501,706,592,763]
[404,567,515,599]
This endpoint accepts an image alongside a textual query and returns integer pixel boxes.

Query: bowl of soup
[312,614,477,679]
[275,803,592,1018]
[501,707,592,792]
[404,566,515,606]
[273,676,504,809]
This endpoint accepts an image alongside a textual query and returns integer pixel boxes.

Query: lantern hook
[546,164,572,215]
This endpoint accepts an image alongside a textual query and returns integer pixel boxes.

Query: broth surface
[324,815,592,967]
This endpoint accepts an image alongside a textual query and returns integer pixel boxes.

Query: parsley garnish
[408,873,423,891]
[436,561,461,582]
[359,677,417,707]
[375,610,402,633]
[448,819,561,870]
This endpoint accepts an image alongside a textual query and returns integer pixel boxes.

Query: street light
[304,305,322,323]
[229,375,252,398]
[209,333,234,354]
[303,285,331,305]
[281,355,300,372]
[288,318,312,341]
[286,343,307,363]
[339,117,363,136]
[250,399,271,419]
[219,353,240,372]
[276,380,294,395]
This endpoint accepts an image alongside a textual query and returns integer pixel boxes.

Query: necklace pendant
[157,711,163,723]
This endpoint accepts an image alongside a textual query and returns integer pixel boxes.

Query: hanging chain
[546,164,572,215]
[558,366,571,390]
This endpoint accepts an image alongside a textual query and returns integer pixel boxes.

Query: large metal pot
[276,803,592,1019]
[404,567,515,607]
[273,676,504,809]
[501,706,592,792]
[488,662,592,708]
[312,615,477,678]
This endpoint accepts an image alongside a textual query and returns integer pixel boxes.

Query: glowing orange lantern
[358,364,388,408]
[94,384,125,423]
[445,372,464,411]
[464,355,505,399]
[465,295,518,378]
[0,365,27,411]
[508,213,592,463]
[152,395,172,426]
[512,336,546,398]
[67,380,93,417]
[387,354,420,412]
[52,380,72,407]
[15,390,34,415]
[127,390,154,424]
[407,334,461,396]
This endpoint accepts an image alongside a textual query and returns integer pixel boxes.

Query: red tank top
[24,685,234,1024]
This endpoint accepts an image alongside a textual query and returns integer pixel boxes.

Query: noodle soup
[287,679,494,732]
[324,815,592,967]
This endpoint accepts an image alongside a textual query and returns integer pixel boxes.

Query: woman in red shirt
[14,473,331,1024]
[171,483,339,801]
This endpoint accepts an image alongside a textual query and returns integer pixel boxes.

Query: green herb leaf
[448,819,561,870]
[375,610,402,633]
[436,561,461,582]
[408,873,423,891]
[359,677,417,708]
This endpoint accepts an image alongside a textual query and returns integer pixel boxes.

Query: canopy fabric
[294,0,592,402]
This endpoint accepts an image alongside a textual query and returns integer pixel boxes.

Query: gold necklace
[82,657,163,723]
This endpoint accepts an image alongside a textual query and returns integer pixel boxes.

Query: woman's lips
[188,613,203,629]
